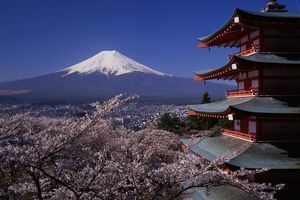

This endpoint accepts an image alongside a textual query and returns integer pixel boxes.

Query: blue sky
[0,0,298,82]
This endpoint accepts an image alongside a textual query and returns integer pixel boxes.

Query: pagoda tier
[186,183,259,200]
[182,136,300,169]
[188,97,300,142]
[199,8,300,55]
[194,52,300,97]
[181,136,300,198]
[195,53,300,80]
[188,97,300,116]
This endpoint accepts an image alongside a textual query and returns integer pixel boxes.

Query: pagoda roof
[199,8,300,48]
[240,9,300,19]
[194,53,300,80]
[182,135,300,169]
[188,97,300,116]
[235,53,300,64]
[187,183,259,200]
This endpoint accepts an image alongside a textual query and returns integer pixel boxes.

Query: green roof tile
[194,53,300,77]
[235,53,300,65]
[182,136,300,169]
[188,97,300,115]
[187,183,260,200]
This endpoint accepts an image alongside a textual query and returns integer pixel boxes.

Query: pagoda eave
[188,109,229,118]
[194,69,238,81]
[188,97,300,118]
[194,53,300,81]
[181,136,300,170]
[199,8,300,48]
[199,22,255,48]
[194,59,236,81]
[238,9,300,27]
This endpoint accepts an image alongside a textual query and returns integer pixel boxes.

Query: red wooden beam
[198,42,208,48]
[194,75,204,81]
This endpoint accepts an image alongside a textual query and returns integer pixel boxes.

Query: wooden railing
[236,45,260,57]
[222,128,256,142]
[225,88,258,98]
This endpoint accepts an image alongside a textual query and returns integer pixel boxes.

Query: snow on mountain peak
[61,50,171,77]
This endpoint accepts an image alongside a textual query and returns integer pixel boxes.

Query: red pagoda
[184,0,300,198]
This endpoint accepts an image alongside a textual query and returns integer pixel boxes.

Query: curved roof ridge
[194,52,300,79]
[182,136,300,169]
[188,97,300,115]
[233,52,300,64]
[199,8,300,47]
[199,9,239,43]
[239,8,300,19]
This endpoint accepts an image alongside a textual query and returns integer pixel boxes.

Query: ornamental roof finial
[261,0,288,12]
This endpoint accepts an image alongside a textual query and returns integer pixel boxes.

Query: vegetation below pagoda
[157,92,233,135]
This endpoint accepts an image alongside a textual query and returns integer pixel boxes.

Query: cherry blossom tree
[0,94,282,200]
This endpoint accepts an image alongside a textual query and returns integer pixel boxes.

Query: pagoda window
[248,121,257,134]
[238,81,245,90]
[248,70,259,78]
[250,30,260,40]
[239,72,247,80]
[241,35,249,45]
[251,79,259,88]
[234,120,241,131]
[237,30,261,56]
[253,38,259,46]
[241,45,247,52]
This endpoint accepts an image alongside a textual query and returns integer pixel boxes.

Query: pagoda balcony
[222,128,256,142]
[225,88,258,98]
[236,45,260,57]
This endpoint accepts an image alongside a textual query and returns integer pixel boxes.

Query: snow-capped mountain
[0,50,232,104]
[61,50,170,77]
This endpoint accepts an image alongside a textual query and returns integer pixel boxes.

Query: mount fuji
[61,50,170,77]
[0,50,231,104]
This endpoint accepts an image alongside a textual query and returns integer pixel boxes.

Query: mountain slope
[0,51,232,104]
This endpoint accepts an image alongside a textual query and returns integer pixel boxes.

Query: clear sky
[0,0,299,82]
